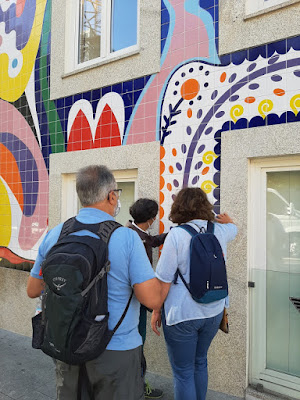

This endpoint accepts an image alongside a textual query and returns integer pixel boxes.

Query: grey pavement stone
[0,328,241,400]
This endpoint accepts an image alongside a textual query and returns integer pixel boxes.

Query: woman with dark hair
[127,198,167,399]
[151,188,237,400]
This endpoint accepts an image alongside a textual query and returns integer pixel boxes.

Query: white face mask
[146,218,155,233]
[114,199,121,217]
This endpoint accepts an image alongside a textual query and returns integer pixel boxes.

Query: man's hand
[215,213,233,224]
[151,310,162,336]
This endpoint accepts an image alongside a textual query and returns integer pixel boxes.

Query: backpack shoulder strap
[207,221,214,234]
[113,290,133,334]
[58,217,76,240]
[97,220,122,244]
[178,224,198,236]
[58,218,122,242]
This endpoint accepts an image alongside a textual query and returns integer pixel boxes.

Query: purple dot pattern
[268,55,280,65]
[271,75,282,82]
[195,161,203,170]
[229,73,237,83]
[192,176,199,185]
[176,162,182,171]
[215,111,225,118]
[247,63,257,72]
[211,90,218,100]
[197,144,205,154]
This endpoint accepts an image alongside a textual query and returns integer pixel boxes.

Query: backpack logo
[52,277,67,291]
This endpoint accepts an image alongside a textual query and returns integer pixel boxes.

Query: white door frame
[249,156,300,398]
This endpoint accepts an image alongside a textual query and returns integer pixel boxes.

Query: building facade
[0,0,299,398]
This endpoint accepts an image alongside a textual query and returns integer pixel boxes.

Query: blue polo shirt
[30,208,155,351]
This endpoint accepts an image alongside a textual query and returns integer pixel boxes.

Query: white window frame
[248,156,300,399]
[245,0,300,18]
[67,0,140,73]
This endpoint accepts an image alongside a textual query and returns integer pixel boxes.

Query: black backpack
[174,222,228,304]
[32,218,133,365]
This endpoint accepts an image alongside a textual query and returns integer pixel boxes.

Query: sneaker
[144,381,163,399]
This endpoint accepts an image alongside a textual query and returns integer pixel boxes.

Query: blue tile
[74,93,82,102]
[112,83,122,94]
[232,50,247,65]
[249,115,266,128]
[266,112,286,125]
[287,35,300,51]
[82,91,91,101]
[55,97,64,110]
[249,45,266,61]
[102,86,112,95]
[161,23,169,40]
[161,7,169,25]
[65,96,73,107]
[134,77,145,91]
[123,80,133,93]
[125,106,133,121]
[287,110,300,123]
[220,54,230,66]
[134,89,142,103]
[91,89,101,101]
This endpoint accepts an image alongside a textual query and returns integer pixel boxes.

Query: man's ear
[107,191,115,204]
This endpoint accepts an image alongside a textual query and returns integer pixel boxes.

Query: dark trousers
[55,346,144,400]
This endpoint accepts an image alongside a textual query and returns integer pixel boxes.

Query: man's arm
[27,276,45,298]
[133,277,163,310]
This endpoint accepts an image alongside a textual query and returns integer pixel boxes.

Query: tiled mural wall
[0,0,300,270]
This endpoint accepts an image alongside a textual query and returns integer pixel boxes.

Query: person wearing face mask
[126,198,167,399]
[27,166,164,400]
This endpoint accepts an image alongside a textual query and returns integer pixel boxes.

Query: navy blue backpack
[174,221,228,304]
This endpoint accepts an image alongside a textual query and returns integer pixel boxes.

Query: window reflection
[79,0,102,63]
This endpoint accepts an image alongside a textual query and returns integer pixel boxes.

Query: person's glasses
[107,188,122,200]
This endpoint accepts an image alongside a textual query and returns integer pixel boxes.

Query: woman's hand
[215,213,233,224]
[151,310,162,336]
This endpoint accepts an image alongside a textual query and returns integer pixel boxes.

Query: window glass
[111,0,137,52]
[79,0,102,63]
[266,171,300,377]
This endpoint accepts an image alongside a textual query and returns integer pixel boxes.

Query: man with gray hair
[27,165,163,400]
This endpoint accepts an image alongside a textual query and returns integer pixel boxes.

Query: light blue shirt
[30,208,155,351]
[155,220,237,326]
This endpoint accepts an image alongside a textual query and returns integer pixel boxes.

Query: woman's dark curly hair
[129,198,159,224]
[169,187,215,224]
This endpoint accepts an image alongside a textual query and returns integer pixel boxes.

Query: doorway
[249,157,300,398]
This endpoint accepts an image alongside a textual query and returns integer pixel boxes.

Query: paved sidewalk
[0,328,241,400]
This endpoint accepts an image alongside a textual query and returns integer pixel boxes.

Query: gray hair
[76,165,116,206]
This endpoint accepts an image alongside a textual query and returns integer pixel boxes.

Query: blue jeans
[162,310,223,400]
